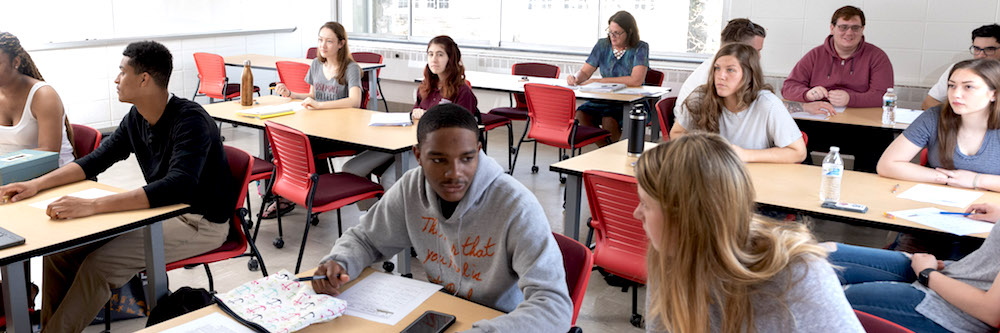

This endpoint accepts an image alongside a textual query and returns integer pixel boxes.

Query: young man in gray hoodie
[311,104,573,332]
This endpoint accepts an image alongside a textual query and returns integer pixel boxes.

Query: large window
[340,0,723,56]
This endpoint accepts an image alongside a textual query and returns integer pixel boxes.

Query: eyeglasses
[835,24,863,33]
[970,45,999,56]
[606,28,626,38]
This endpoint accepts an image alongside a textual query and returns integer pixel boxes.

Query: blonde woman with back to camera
[633,133,863,332]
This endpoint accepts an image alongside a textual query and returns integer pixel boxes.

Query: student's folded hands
[936,168,977,188]
[311,260,351,296]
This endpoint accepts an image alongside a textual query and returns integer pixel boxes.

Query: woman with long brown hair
[635,133,862,333]
[274,21,362,109]
[0,32,75,166]
[669,43,806,163]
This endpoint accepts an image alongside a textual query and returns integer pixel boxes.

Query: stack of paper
[236,102,303,119]
[336,271,441,325]
[369,112,413,126]
[897,184,983,208]
[578,82,625,93]
[887,207,993,236]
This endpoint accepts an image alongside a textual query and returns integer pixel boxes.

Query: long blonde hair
[636,133,827,333]
[684,43,772,133]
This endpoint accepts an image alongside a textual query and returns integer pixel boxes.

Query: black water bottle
[627,103,646,157]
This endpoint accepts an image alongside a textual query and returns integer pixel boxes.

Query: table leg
[620,104,631,142]
[648,98,660,141]
[2,261,30,333]
[366,68,378,110]
[394,151,413,277]
[563,174,583,241]
[143,221,167,310]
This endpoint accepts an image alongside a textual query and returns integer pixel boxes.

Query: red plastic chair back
[193,52,229,100]
[552,232,593,325]
[644,69,664,87]
[654,97,676,141]
[854,310,916,333]
[584,170,647,283]
[265,121,317,206]
[71,124,102,158]
[801,131,809,146]
[166,145,254,270]
[306,47,318,59]
[275,61,311,95]
[524,83,576,148]
[919,148,928,166]
[352,52,383,77]
[512,63,560,109]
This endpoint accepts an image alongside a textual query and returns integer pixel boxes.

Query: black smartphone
[400,310,457,333]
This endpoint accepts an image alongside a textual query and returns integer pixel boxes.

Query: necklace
[612,47,626,60]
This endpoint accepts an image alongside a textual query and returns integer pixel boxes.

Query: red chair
[583,170,647,328]
[275,61,311,95]
[919,147,928,166]
[644,69,664,87]
[306,47,318,59]
[802,130,809,146]
[515,84,610,179]
[265,121,384,273]
[352,52,389,111]
[71,124,102,158]
[653,97,676,141]
[552,232,593,328]
[854,310,916,333]
[166,146,269,290]
[192,52,260,103]
[490,63,560,173]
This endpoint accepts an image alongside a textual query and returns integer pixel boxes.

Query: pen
[939,212,972,216]
[883,212,896,219]
[295,273,341,282]
[891,184,900,194]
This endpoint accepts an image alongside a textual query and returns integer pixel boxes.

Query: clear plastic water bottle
[882,88,897,125]
[820,146,844,203]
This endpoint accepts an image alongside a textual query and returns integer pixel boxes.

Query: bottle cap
[830,146,840,152]
[244,60,251,66]
[886,88,894,92]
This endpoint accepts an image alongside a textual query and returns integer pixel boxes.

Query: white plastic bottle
[882,88,897,125]
[820,146,844,203]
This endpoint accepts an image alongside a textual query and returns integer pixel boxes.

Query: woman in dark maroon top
[411,35,478,119]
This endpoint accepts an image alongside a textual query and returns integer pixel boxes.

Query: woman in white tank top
[0,32,75,166]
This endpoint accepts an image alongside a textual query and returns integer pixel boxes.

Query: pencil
[891,184,900,193]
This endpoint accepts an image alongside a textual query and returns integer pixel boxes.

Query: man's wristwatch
[918,268,937,287]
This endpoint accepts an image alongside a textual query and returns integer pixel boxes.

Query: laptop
[0,226,26,250]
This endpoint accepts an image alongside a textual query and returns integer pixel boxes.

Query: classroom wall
[8,0,334,129]
[356,0,1000,112]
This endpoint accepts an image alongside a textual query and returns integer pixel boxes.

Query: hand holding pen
[310,261,351,296]
[966,203,1000,223]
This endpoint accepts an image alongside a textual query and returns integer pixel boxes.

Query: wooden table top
[551,141,992,238]
[202,95,417,153]
[417,70,669,103]
[139,267,504,332]
[0,181,189,265]
[795,107,910,131]
[223,54,384,71]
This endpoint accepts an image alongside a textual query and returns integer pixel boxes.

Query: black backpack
[145,287,269,332]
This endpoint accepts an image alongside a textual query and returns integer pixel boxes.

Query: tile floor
[77,108,891,332]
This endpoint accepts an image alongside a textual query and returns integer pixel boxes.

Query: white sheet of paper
[888,207,994,236]
[896,184,984,208]
[240,102,305,116]
[834,106,846,113]
[160,312,256,333]
[893,108,924,124]
[368,112,413,126]
[29,188,117,209]
[337,272,441,325]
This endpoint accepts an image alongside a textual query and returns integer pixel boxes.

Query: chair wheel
[531,166,539,173]
[273,237,284,248]
[382,261,395,273]
[509,147,517,154]
[630,314,643,328]
[310,215,320,226]
[560,177,567,184]
[221,136,226,142]
[248,258,259,271]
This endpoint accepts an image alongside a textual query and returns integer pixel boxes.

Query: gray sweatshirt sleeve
[320,176,413,279]
[467,197,573,332]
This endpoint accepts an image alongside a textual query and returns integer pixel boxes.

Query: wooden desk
[793,107,909,131]
[139,268,504,332]
[223,54,386,110]
[792,107,908,172]
[203,95,418,274]
[0,181,189,333]
[417,70,671,141]
[550,141,992,242]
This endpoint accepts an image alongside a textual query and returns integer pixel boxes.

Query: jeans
[829,243,951,333]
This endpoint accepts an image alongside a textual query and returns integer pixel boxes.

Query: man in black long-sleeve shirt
[0,41,233,332]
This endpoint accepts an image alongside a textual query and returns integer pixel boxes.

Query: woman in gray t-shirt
[670,43,806,164]
[274,21,362,109]
[877,58,1000,192]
